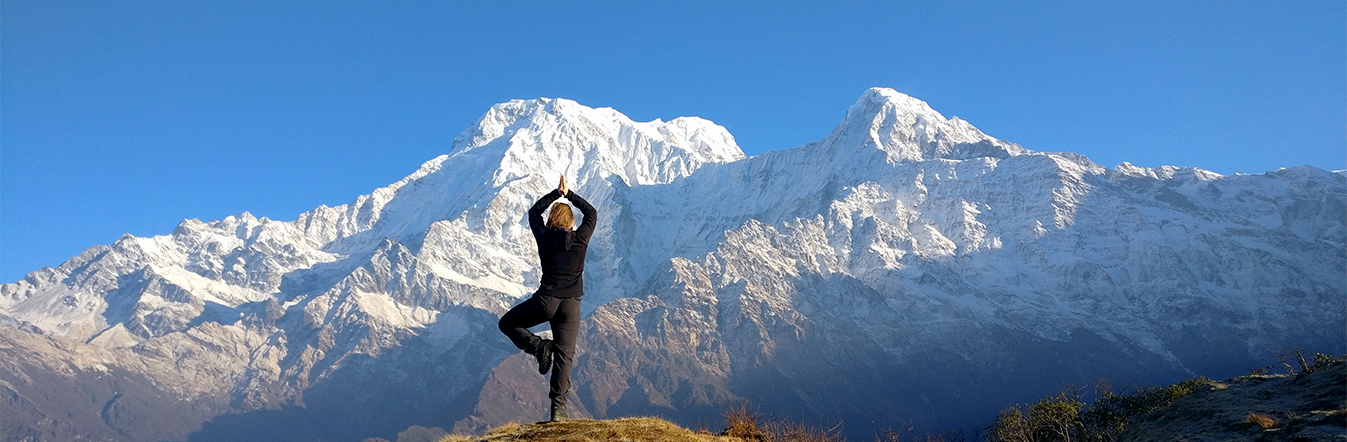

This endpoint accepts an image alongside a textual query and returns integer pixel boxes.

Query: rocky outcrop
[1120,358,1345,441]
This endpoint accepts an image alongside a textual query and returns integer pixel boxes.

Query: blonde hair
[547,202,574,229]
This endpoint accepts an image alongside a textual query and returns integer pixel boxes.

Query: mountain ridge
[1,88,1342,441]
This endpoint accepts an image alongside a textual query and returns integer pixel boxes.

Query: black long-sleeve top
[527,188,598,299]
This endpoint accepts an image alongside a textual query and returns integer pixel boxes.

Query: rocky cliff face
[2,88,1342,441]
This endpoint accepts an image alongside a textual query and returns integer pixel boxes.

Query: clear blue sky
[3,1,1343,282]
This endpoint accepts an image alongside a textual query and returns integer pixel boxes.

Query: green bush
[987,378,1209,442]
[987,392,1086,442]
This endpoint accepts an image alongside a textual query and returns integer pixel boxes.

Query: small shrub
[991,378,1209,442]
[1278,349,1333,375]
[1113,377,1209,416]
[720,403,841,442]
[987,408,1032,442]
[1245,412,1276,429]
[1311,353,1343,371]
[722,403,766,441]
[761,417,842,442]
[1030,392,1085,441]
[986,392,1084,442]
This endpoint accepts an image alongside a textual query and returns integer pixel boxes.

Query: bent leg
[547,297,583,407]
[498,295,549,352]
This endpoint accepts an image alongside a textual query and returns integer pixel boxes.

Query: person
[498,175,597,422]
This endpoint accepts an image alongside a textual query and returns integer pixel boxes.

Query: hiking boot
[549,403,568,422]
[532,339,553,375]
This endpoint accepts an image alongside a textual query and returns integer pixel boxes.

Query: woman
[498,175,597,422]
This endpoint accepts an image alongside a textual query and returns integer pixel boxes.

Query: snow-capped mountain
[2,88,1342,441]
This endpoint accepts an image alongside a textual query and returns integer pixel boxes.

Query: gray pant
[498,293,581,408]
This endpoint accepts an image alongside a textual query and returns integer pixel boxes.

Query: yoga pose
[498,175,597,422]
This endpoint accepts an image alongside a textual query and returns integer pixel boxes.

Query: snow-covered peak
[277,96,749,254]
[853,87,943,118]
[817,87,1024,164]
[449,97,745,187]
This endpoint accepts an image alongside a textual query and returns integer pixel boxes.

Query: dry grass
[437,417,742,442]
[718,403,842,442]
[721,404,765,441]
[438,406,841,442]
[1244,412,1276,429]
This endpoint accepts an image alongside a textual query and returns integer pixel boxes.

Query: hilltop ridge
[375,358,1345,442]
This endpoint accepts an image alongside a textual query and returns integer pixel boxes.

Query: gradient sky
[3,1,1344,282]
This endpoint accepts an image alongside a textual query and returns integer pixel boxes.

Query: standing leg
[547,297,582,411]
[498,295,549,353]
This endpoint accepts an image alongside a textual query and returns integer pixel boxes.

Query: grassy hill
[425,405,838,442]
[437,417,741,442]
[1117,355,1344,441]
[986,353,1346,442]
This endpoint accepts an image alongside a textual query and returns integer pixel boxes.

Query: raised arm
[567,190,599,242]
[528,188,564,238]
